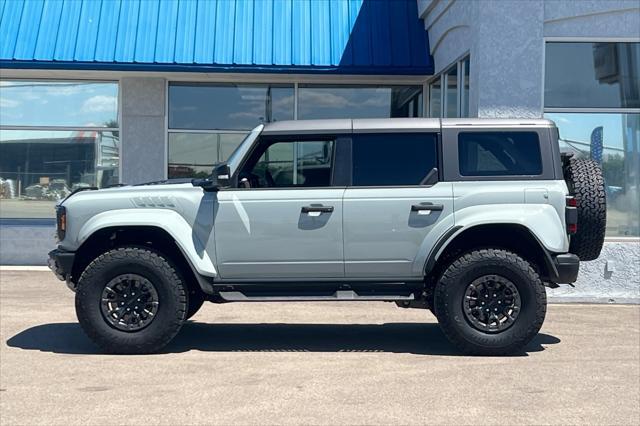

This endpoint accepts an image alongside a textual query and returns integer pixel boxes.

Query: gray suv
[48,118,606,355]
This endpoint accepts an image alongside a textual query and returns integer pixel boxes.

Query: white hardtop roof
[261,118,555,135]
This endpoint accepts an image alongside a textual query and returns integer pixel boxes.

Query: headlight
[56,206,66,241]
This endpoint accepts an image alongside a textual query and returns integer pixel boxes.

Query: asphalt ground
[1,271,639,425]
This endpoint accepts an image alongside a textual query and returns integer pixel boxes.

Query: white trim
[544,36,640,42]
[167,129,248,134]
[293,82,299,120]
[0,125,119,131]
[164,78,169,180]
[422,81,428,117]
[0,266,51,271]
[117,77,123,183]
[544,108,640,113]
[604,237,640,243]
[0,68,430,85]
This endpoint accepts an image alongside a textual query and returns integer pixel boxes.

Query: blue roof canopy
[0,0,433,75]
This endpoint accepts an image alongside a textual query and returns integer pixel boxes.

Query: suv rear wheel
[75,247,187,354]
[434,249,546,355]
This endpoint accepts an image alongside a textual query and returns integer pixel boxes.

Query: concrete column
[469,0,544,118]
[120,78,166,184]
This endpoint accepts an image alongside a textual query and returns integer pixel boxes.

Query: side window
[352,133,438,186]
[241,140,334,188]
[458,132,542,176]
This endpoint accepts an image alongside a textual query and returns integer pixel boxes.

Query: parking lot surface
[1,271,639,425]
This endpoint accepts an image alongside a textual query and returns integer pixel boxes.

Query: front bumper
[549,253,580,284]
[48,249,76,291]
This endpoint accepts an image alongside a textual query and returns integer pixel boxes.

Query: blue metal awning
[0,0,433,75]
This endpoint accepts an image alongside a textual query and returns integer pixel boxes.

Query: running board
[218,290,415,302]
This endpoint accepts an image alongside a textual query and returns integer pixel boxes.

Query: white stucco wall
[419,0,640,117]
[120,77,167,184]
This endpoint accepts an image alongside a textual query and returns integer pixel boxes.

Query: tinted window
[169,83,294,130]
[241,140,334,188]
[352,134,438,186]
[458,132,542,176]
[298,85,423,119]
[545,42,640,109]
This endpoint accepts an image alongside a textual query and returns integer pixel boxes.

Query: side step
[218,290,415,302]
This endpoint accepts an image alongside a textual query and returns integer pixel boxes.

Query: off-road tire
[186,288,205,320]
[564,157,606,261]
[434,249,546,356]
[76,247,187,354]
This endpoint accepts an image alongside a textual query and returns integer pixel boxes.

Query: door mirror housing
[191,163,231,192]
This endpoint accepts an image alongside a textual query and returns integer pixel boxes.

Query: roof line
[0,59,434,75]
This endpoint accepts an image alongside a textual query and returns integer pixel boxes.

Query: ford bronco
[48,118,606,355]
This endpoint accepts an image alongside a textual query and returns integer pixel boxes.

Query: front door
[343,132,455,279]
[214,137,345,279]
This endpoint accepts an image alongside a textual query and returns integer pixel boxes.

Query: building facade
[1,0,638,294]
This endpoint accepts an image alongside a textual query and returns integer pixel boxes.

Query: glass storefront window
[298,85,422,119]
[429,78,441,118]
[0,129,120,218]
[168,132,246,179]
[445,66,458,118]
[545,42,640,109]
[0,81,118,127]
[0,80,119,219]
[545,113,639,237]
[168,83,294,130]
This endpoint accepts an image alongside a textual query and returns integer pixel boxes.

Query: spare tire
[564,157,606,261]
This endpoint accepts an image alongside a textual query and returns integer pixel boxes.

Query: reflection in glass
[545,113,639,237]
[168,83,294,130]
[0,129,119,218]
[168,132,246,179]
[429,78,441,118]
[545,42,640,109]
[298,85,422,119]
[0,81,118,127]
[445,66,458,118]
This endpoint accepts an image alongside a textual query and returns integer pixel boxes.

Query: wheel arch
[426,223,557,283]
[71,225,214,296]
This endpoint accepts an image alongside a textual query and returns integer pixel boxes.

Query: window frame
[228,133,348,190]
[347,131,442,188]
[427,54,470,118]
[441,127,556,181]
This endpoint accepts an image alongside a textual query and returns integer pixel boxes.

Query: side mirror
[214,163,231,188]
[191,163,231,192]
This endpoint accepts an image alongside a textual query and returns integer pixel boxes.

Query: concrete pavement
[1,271,639,425]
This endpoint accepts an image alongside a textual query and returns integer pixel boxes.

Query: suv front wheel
[434,249,546,355]
[75,247,187,354]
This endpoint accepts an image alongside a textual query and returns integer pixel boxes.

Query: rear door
[343,131,454,279]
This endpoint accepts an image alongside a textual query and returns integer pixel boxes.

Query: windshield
[226,124,264,175]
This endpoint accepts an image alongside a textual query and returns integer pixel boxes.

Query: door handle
[411,203,444,214]
[301,205,334,214]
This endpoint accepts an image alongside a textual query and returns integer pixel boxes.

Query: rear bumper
[47,249,76,291]
[549,253,580,284]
